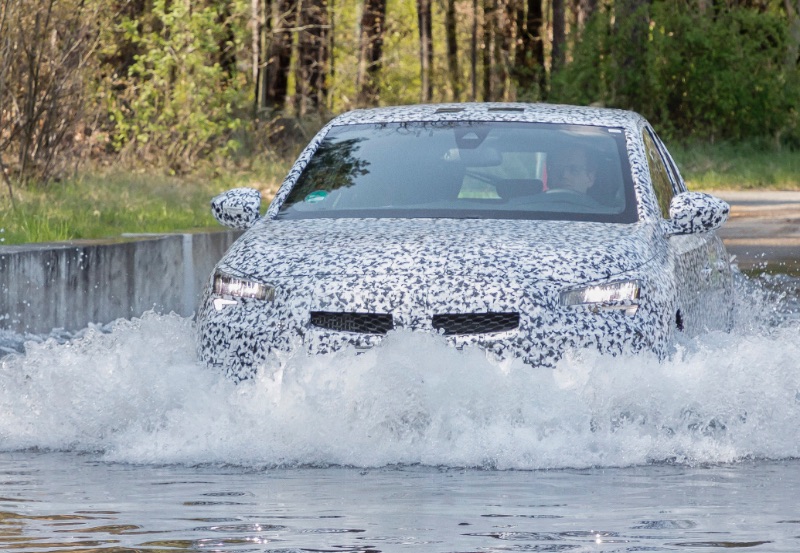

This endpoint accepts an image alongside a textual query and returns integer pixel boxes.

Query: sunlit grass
[671,141,800,191]
[1,158,292,245]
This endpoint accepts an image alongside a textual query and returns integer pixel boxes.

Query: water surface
[1,271,799,551]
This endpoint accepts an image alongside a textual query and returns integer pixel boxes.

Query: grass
[1,142,799,245]
[1,158,292,246]
[671,141,800,191]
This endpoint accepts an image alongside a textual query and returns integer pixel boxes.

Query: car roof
[329,102,648,131]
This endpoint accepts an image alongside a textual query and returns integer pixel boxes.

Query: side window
[650,130,687,193]
[642,130,673,218]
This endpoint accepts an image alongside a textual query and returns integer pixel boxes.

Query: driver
[548,146,596,195]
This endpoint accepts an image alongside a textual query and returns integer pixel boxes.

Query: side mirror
[211,188,262,230]
[666,191,729,235]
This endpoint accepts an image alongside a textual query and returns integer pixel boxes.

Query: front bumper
[196,274,669,381]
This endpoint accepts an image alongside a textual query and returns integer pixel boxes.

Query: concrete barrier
[0,231,241,334]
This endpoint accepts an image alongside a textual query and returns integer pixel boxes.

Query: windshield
[277,121,638,223]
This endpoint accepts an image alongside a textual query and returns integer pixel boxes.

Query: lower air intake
[310,312,394,334]
[432,312,520,335]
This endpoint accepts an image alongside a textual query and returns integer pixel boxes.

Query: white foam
[1,276,799,470]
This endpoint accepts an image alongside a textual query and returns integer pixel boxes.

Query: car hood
[219,218,661,284]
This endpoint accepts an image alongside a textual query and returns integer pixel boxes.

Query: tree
[786,0,800,69]
[358,0,388,105]
[252,0,263,111]
[552,0,566,72]
[417,0,434,102]
[295,0,330,114]
[471,0,479,99]
[104,0,248,167]
[0,0,100,197]
[496,0,515,99]
[614,0,652,109]
[571,0,598,30]
[482,0,495,100]
[445,0,462,100]
[514,0,546,98]
[2,0,799,183]
[261,0,297,111]
[216,0,238,84]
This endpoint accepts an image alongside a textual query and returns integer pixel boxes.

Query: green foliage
[103,0,250,169]
[551,3,800,145]
[3,0,798,216]
[379,0,429,105]
[649,4,796,142]
[549,8,615,106]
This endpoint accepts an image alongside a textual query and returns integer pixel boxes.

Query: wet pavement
[713,190,800,272]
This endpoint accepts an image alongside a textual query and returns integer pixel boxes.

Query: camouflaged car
[197,103,734,381]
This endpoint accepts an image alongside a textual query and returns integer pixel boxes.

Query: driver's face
[553,149,595,193]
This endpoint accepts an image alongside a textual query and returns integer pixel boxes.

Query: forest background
[1,0,800,243]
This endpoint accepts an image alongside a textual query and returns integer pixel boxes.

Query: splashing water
[1,272,799,470]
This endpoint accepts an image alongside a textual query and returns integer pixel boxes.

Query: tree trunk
[471,0,478,99]
[252,0,261,91]
[551,0,565,72]
[357,0,387,106]
[216,0,237,84]
[445,0,462,100]
[516,0,545,97]
[573,0,596,30]
[614,0,651,110]
[328,0,335,110]
[497,0,515,99]
[262,0,296,111]
[482,0,494,100]
[0,0,13,203]
[417,0,434,102]
[785,0,800,70]
[295,0,329,115]
[514,0,524,76]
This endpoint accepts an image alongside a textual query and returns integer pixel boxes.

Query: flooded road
[1,271,799,552]
[1,452,799,552]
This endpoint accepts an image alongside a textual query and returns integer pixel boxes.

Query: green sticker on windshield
[304,190,329,203]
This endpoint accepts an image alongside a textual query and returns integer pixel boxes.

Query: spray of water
[1,272,798,469]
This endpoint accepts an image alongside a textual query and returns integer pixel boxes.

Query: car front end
[197,218,677,382]
[197,103,732,381]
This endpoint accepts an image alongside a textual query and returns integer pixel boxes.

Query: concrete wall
[0,231,241,334]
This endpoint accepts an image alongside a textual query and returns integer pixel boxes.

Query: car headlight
[560,280,640,316]
[212,270,274,310]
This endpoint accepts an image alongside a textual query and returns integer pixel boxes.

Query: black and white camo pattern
[668,191,730,235]
[211,187,262,230]
[196,103,734,381]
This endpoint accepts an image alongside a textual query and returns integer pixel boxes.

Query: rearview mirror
[666,192,729,235]
[211,188,262,230]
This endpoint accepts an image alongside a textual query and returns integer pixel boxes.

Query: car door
[643,127,729,334]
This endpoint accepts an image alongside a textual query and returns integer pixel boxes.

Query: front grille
[432,312,519,336]
[309,312,394,334]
